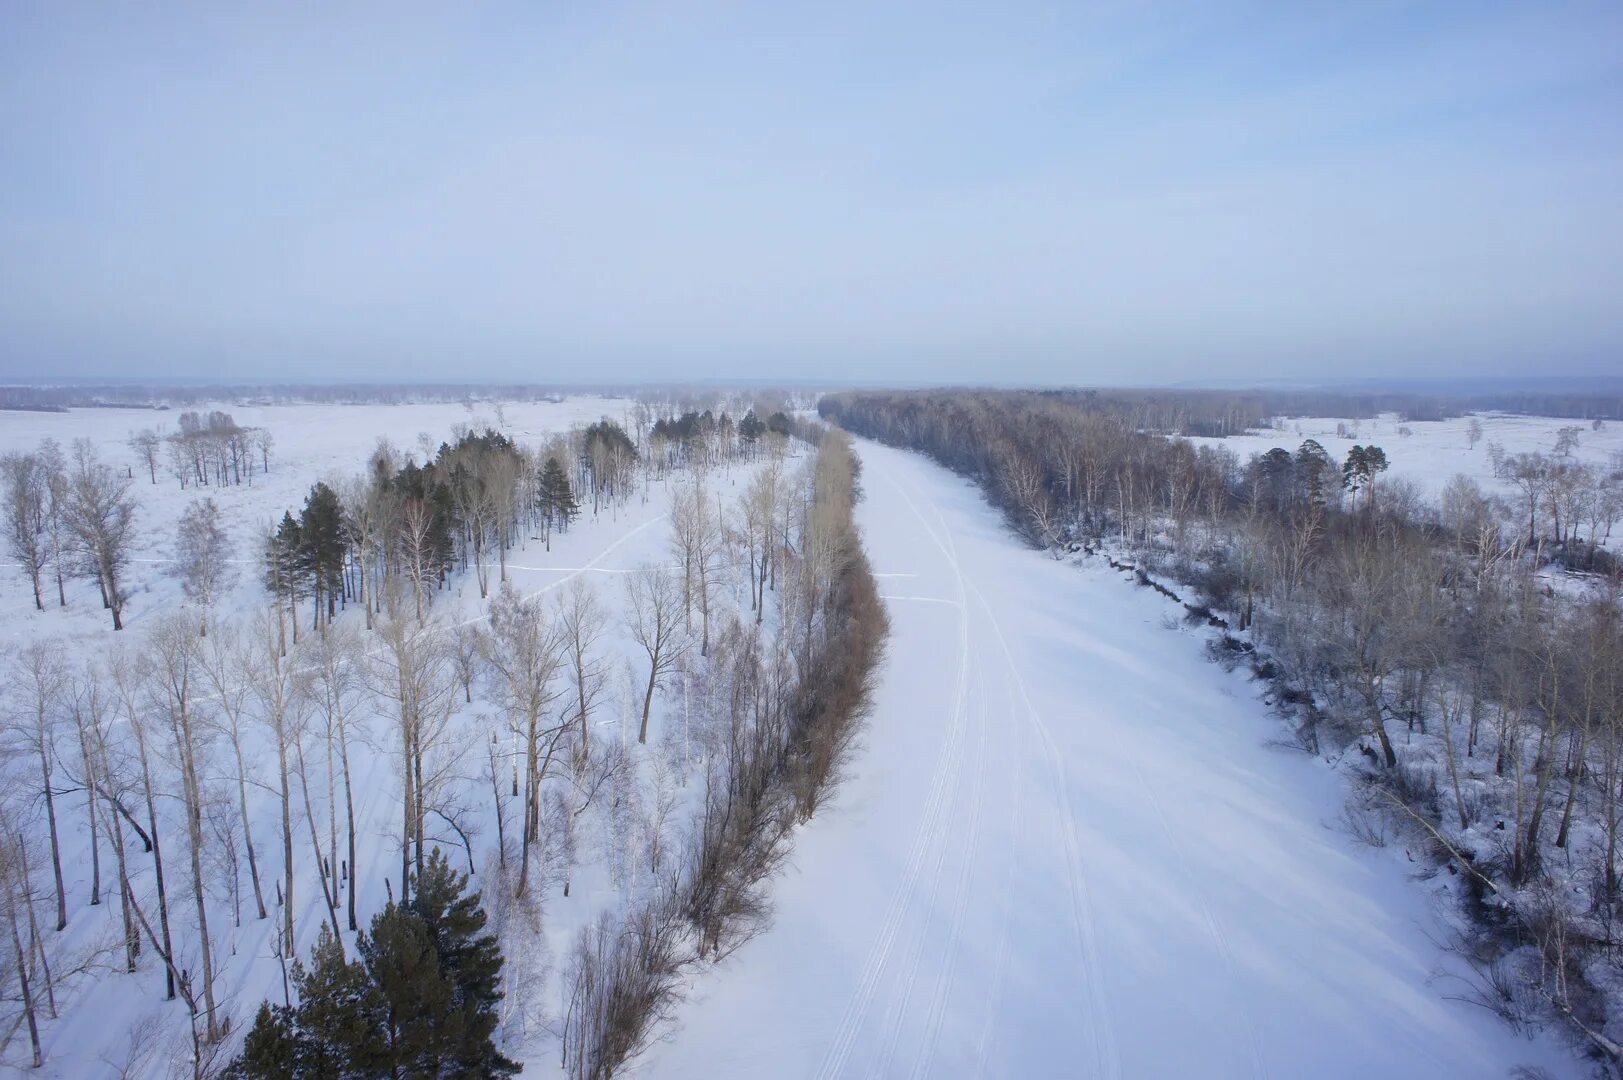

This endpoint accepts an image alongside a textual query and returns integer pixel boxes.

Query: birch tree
[4,644,69,931]
[561,577,607,761]
[1,452,49,610]
[199,623,270,922]
[63,439,137,630]
[308,623,364,933]
[478,584,567,898]
[625,566,686,744]
[247,609,305,953]
[148,613,220,1041]
[173,497,234,634]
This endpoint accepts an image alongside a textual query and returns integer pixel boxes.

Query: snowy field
[0,396,637,646]
[1187,412,1623,499]
[645,438,1579,1079]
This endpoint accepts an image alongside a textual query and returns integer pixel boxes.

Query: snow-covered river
[645,438,1576,1078]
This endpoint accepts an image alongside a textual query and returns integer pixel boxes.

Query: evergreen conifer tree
[294,927,388,1076]
[226,1004,299,1080]
[409,850,519,1077]
[361,901,459,1077]
[538,457,579,547]
[224,850,516,1078]
[265,510,305,643]
[300,481,347,623]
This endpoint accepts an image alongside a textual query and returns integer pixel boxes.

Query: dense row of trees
[822,388,1623,1059]
[560,427,886,1079]
[0,396,882,1077]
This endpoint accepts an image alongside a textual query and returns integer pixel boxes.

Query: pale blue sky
[2,2,1619,384]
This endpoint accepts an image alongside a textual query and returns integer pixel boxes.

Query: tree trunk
[8,902,42,1068]
[179,727,218,1040]
[276,729,295,953]
[232,735,269,920]
[37,743,67,932]
[1555,729,1588,850]
[77,725,102,907]
[639,664,658,745]
[136,737,176,1000]
[338,715,359,932]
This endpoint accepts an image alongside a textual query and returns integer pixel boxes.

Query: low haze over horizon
[3,3,1619,385]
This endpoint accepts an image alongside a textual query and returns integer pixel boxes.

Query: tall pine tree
[300,481,347,626]
[537,457,579,550]
[264,511,304,649]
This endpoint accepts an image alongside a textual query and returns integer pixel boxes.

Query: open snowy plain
[645,437,1580,1079]
[1187,411,1623,499]
[0,396,636,645]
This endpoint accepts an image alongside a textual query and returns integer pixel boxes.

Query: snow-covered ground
[0,395,792,1075]
[1187,412,1623,499]
[1,401,1591,1076]
[0,396,636,646]
[644,438,1579,1078]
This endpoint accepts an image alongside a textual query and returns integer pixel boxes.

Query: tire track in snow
[963,572,1120,1080]
[813,475,974,1080]
[972,673,1024,1073]
[1131,759,1269,1080]
[867,478,980,1076]
[906,659,990,1080]
[900,471,1120,1080]
[893,463,1119,1079]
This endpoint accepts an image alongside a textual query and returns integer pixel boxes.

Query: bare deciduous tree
[63,439,137,630]
[247,609,305,953]
[561,577,607,760]
[671,482,724,656]
[4,644,69,932]
[308,623,364,932]
[625,566,686,744]
[479,583,567,898]
[109,648,177,1001]
[199,623,270,922]
[1,451,50,610]
[173,497,234,634]
[147,613,220,1041]
[370,590,459,905]
[128,429,162,484]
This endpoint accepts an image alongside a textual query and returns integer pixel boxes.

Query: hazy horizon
[3,3,1619,385]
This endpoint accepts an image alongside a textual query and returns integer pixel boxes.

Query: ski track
[812,486,974,1080]
[891,468,1121,1080]
[972,672,1023,1073]
[1131,757,1270,1080]
[923,487,1120,1077]
[906,661,989,1080]
[865,485,981,1079]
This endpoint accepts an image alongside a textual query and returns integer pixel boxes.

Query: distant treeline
[4,382,1621,422]
[0,383,580,410]
[1032,387,1623,435]
[0,383,831,411]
